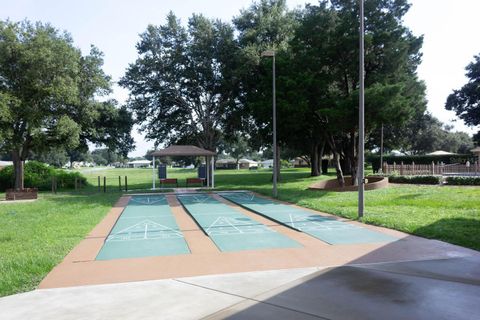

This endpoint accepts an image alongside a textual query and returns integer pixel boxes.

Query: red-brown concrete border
[309,176,389,192]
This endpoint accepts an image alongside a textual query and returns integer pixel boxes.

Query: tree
[0,21,82,189]
[233,0,298,180]
[391,112,473,154]
[120,13,240,152]
[446,54,480,144]
[30,148,69,168]
[92,148,120,166]
[0,20,134,190]
[224,134,251,168]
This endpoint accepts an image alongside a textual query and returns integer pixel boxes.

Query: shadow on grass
[413,218,480,251]
[393,193,424,201]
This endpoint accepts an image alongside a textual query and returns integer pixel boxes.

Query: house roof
[216,158,236,164]
[239,159,258,164]
[127,160,151,164]
[471,147,480,153]
[426,150,457,156]
[151,145,216,157]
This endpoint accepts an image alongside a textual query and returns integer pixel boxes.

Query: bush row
[388,175,480,185]
[445,176,480,186]
[388,175,441,185]
[0,161,87,191]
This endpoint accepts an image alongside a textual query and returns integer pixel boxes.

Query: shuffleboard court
[219,192,397,245]
[177,194,301,252]
[96,195,190,260]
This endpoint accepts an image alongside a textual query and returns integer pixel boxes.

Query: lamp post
[358,0,365,219]
[261,49,278,198]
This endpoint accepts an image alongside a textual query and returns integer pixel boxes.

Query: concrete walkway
[2,255,480,320]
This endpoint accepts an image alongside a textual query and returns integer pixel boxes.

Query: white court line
[130,197,167,205]
[224,192,255,201]
[108,219,183,242]
[289,214,296,228]
[206,217,243,234]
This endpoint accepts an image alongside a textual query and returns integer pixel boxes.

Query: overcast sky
[2,0,479,157]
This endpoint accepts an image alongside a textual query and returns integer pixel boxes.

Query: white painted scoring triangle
[206,216,273,235]
[107,219,183,241]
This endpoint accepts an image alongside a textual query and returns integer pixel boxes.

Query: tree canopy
[120,12,240,151]
[446,54,480,144]
[0,20,133,189]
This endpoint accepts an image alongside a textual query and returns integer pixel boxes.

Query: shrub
[388,175,441,185]
[0,161,87,191]
[445,176,480,186]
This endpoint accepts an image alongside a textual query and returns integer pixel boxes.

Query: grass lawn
[0,192,121,297]
[0,167,478,297]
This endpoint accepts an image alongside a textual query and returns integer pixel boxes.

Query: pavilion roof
[151,145,216,157]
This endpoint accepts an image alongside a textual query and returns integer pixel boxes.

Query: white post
[211,156,215,188]
[206,156,210,188]
[152,155,156,190]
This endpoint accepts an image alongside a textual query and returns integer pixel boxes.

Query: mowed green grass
[0,192,120,297]
[0,167,479,297]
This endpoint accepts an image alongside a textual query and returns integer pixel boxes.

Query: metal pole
[211,156,215,188]
[206,156,210,187]
[358,0,365,219]
[380,123,384,174]
[152,155,156,190]
[272,54,278,198]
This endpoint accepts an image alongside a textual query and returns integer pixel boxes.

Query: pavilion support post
[206,156,210,188]
[152,155,156,190]
[211,156,215,189]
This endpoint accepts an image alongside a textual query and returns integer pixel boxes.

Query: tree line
[120,0,450,186]
[1,0,478,190]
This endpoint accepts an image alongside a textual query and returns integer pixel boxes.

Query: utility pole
[358,0,365,219]
[261,49,278,198]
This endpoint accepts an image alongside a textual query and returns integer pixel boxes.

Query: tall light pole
[358,0,365,219]
[261,49,278,198]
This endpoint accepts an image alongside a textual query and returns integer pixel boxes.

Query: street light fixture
[358,0,365,219]
[261,49,278,198]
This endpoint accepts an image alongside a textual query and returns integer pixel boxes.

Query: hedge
[0,161,87,191]
[445,176,480,186]
[369,154,475,172]
[388,175,442,185]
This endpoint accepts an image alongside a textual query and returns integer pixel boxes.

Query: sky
[2,0,479,157]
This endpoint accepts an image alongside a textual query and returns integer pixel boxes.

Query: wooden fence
[382,162,480,176]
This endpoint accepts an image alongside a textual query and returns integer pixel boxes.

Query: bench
[186,178,205,187]
[160,178,178,188]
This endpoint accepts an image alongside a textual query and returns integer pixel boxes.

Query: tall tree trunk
[12,150,24,190]
[327,136,345,187]
[332,151,344,188]
[310,142,320,176]
[317,141,325,175]
[350,132,357,186]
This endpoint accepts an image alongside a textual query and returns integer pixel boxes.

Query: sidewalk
[1,256,479,320]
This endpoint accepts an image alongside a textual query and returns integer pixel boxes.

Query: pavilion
[150,145,216,189]
[471,146,480,164]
